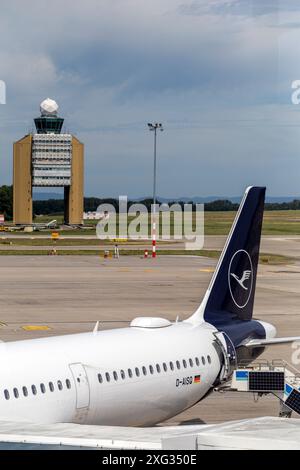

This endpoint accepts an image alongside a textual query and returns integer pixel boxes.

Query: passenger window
[207,355,211,364]
[135,367,140,377]
[32,385,37,395]
[22,387,28,397]
[195,357,200,366]
[202,356,206,365]
[183,359,187,368]
[128,369,133,378]
[120,370,125,380]
[189,358,193,367]
[40,384,46,394]
[169,362,174,371]
[142,366,147,376]
[163,363,167,372]
[156,364,161,373]
[176,361,180,370]
[13,388,19,399]
[98,374,103,384]
[57,380,63,391]
[66,379,71,389]
[49,382,54,392]
[113,371,118,381]
[149,365,154,375]
[105,372,110,382]
[4,390,9,400]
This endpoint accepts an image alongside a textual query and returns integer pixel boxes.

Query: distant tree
[0,185,13,220]
[27,195,300,217]
[84,198,119,212]
[33,199,64,215]
[205,200,239,211]
[265,200,300,211]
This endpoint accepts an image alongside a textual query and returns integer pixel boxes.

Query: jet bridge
[216,360,300,418]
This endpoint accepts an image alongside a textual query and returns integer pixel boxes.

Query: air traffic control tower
[13,98,84,225]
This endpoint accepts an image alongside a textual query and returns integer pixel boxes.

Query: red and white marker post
[147,122,163,259]
[152,218,156,258]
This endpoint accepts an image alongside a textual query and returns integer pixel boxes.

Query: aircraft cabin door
[69,363,90,409]
[213,332,237,382]
[222,332,237,373]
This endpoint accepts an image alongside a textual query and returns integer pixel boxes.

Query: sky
[1,0,300,198]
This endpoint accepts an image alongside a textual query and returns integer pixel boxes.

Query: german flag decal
[193,375,201,384]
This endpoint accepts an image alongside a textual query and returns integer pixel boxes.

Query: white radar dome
[40,98,59,116]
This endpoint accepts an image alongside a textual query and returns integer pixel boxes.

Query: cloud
[0,0,300,197]
[0,53,57,89]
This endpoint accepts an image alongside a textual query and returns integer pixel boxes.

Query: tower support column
[64,137,84,225]
[13,135,33,225]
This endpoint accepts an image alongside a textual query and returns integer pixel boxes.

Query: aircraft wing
[244,337,300,347]
[0,420,208,450]
[0,418,300,449]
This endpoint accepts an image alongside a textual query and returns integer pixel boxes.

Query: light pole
[147,122,163,258]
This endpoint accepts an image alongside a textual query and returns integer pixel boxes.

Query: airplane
[0,186,299,428]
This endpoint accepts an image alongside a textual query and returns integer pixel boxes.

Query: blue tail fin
[189,186,266,327]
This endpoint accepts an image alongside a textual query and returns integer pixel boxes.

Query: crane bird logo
[230,270,251,290]
[228,250,253,309]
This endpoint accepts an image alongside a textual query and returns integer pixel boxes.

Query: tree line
[1,185,300,220]
[30,196,300,214]
[32,197,241,214]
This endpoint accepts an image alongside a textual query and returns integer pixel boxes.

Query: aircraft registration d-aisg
[0,186,299,427]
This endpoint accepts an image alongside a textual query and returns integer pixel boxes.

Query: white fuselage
[0,321,222,426]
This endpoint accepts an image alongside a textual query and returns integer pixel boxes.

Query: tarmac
[0,235,300,425]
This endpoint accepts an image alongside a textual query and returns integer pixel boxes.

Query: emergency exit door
[69,363,90,409]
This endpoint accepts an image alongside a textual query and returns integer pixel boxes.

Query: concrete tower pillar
[13,135,33,225]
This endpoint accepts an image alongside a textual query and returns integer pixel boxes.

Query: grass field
[0,239,153,246]
[23,210,300,236]
[205,211,300,235]
[204,211,300,235]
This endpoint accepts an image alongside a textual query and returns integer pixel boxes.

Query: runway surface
[0,248,300,425]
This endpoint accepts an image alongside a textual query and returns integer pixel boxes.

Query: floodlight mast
[147,123,163,258]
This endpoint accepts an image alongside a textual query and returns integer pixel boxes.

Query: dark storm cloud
[0,0,300,197]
